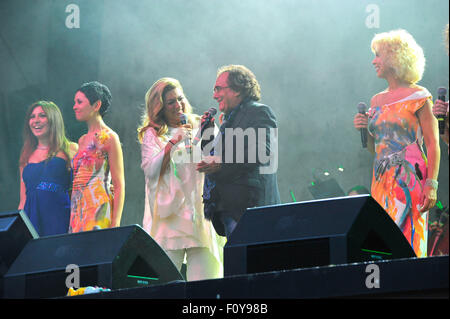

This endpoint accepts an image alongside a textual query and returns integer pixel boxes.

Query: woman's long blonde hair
[137,77,194,142]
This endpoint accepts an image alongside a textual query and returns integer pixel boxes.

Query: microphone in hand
[179,113,192,154]
[436,87,447,135]
[357,102,368,148]
[193,107,217,146]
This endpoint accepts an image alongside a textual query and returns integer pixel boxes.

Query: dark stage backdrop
[0,0,448,227]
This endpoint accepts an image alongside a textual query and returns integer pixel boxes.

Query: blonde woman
[18,101,78,236]
[354,29,440,257]
[138,77,223,281]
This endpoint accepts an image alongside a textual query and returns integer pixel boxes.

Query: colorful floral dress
[69,129,112,233]
[368,89,431,257]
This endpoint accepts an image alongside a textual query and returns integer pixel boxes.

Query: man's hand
[196,156,222,174]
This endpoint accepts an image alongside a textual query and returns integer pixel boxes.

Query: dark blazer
[204,99,281,235]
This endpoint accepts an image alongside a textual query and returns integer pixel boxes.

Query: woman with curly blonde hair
[354,29,440,257]
[138,78,223,281]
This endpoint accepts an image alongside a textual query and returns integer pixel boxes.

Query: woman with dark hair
[18,101,78,236]
[137,77,223,281]
[69,81,125,233]
[353,30,440,257]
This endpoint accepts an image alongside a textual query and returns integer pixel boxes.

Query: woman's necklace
[36,145,49,151]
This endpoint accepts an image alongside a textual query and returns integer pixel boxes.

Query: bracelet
[168,140,176,146]
[425,178,438,189]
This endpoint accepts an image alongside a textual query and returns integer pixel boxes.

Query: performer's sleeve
[412,89,432,114]
[201,123,219,155]
[140,129,165,181]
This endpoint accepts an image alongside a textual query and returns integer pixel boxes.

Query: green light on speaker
[290,190,297,202]
[127,275,159,281]
[361,248,392,256]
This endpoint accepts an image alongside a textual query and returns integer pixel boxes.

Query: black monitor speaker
[224,195,416,276]
[3,225,184,298]
[0,210,38,276]
[0,210,39,298]
[308,178,345,199]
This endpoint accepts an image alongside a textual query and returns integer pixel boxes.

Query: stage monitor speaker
[224,195,416,276]
[3,225,184,298]
[308,178,345,199]
[0,210,38,276]
[0,210,39,298]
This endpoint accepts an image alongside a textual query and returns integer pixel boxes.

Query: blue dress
[22,156,72,236]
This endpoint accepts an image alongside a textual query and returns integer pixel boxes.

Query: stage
[68,255,448,299]
[2,198,449,301]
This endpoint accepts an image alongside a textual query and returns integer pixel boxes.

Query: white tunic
[141,120,224,266]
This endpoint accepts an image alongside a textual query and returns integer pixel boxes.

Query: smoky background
[0,0,448,227]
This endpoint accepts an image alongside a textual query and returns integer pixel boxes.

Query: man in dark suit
[197,65,280,238]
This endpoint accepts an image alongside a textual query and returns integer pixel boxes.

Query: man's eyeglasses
[213,86,229,93]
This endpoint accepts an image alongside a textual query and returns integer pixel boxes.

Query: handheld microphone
[357,102,368,148]
[179,113,192,154]
[437,87,447,135]
[192,107,217,145]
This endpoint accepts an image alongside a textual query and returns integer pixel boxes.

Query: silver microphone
[180,113,192,154]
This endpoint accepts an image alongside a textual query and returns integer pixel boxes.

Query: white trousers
[166,247,222,281]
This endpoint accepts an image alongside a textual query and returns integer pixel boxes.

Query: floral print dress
[69,129,112,233]
[368,89,432,257]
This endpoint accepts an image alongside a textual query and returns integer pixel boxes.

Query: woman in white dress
[137,77,223,281]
